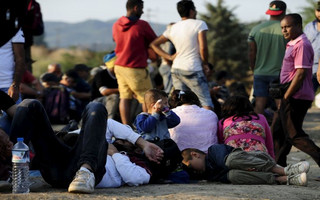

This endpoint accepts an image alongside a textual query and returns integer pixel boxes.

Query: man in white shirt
[151,0,214,110]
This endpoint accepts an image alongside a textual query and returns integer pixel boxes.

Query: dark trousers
[10,99,108,188]
[271,98,320,167]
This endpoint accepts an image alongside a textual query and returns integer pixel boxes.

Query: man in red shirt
[112,0,157,125]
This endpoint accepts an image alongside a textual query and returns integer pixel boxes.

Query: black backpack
[149,139,183,182]
[25,0,44,36]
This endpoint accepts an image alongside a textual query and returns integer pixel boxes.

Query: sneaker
[287,172,307,186]
[284,161,310,175]
[68,167,95,193]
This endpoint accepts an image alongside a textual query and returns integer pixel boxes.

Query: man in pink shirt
[272,14,320,168]
[112,0,157,125]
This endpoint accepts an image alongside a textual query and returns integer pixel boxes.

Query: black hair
[220,95,259,124]
[216,70,228,81]
[177,0,195,18]
[65,69,79,82]
[169,90,201,108]
[286,13,302,26]
[126,0,143,10]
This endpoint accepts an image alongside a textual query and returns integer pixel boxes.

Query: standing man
[272,14,320,168]
[112,0,157,125]
[304,1,320,92]
[150,0,214,110]
[0,0,26,101]
[248,0,287,114]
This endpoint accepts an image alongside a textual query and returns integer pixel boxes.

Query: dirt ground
[1,108,320,200]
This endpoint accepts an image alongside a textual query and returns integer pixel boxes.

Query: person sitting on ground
[182,144,310,186]
[218,95,275,159]
[0,91,163,193]
[40,63,63,83]
[60,70,88,122]
[168,90,218,153]
[134,89,180,141]
[209,70,230,105]
[91,51,120,120]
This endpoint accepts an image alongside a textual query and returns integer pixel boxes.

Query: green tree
[200,0,249,81]
[301,0,317,26]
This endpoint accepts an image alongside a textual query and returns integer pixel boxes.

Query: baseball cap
[103,51,116,69]
[265,1,286,16]
[74,64,91,72]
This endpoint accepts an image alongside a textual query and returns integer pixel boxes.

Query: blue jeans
[171,69,214,107]
[10,100,108,188]
[253,75,278,97]
[0,87,21,134]
[159,64,173,94]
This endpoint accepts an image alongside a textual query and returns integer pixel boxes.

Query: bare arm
[150,35,173,61]
[198,30,210,75]
[198,30,208,65]
[9,43,25,101]
[317,60,320,84]
[284,68,306,100]
[248,41,257,71]
[100,87,119,96]
[70,91,91,99]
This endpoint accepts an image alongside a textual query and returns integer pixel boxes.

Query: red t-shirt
[113,16,157,68]
[21,70,36,84]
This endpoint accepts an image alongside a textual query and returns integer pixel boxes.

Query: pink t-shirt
[280,34,314,101]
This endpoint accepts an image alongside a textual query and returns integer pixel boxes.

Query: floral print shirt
[218,114,275,159]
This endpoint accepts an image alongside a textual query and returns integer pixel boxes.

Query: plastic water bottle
[12,138,30,194]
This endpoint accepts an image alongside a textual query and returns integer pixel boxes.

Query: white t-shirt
[98,119,150,188]
[163,19,208,72]
[0,29,25,88]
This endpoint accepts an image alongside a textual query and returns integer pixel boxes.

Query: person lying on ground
[0,91,163,193]
[182,144,309,186]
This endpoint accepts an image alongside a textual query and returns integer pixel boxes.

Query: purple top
[280,34,314,101]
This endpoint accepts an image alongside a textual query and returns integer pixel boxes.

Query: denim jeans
[171,69,214,107]
[10,99,108,188]
[0,87,21,134]
[159,64,173,94]
[271,98,320,167]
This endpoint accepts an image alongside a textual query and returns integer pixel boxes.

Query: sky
[37,0,309,24]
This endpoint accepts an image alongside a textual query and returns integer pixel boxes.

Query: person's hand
[107,143,119,156]
[143,142,164,164]
[136,137,163,164]
[202,64,210,77]
[152,99,164,113]
[8,84,19,102]
[169,53,177,61]
[212,86,221,94]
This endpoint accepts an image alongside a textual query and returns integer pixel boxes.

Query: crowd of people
[1,0,320,195]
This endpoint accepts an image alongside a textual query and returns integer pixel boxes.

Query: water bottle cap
[17,138,24,142]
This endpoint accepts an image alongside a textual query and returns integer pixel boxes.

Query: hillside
[37,19,166,51]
